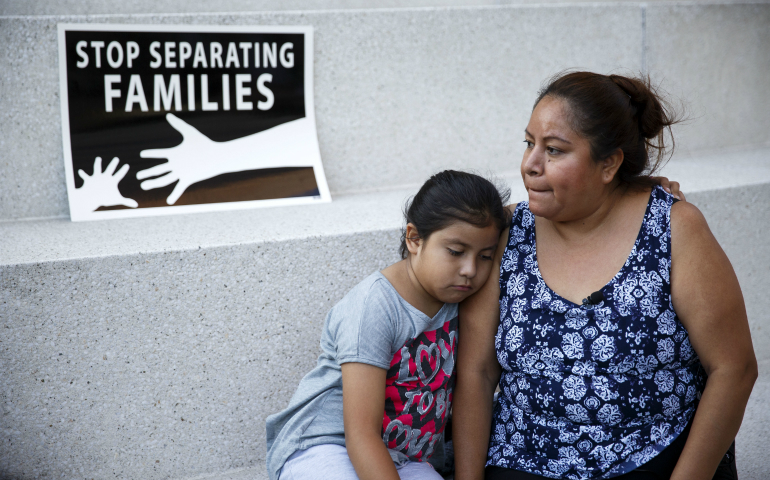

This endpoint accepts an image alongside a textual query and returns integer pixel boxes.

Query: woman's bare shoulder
[670,200,710,240]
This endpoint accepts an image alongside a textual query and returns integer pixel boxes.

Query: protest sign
[58,24,329,221]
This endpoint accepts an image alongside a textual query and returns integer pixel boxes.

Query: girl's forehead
[429,221,500,246]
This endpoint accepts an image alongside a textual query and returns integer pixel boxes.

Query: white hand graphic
[137,113,318,205]
[71,157,138,212]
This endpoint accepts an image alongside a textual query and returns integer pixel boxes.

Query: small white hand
[137,113,318,205]
[72,156,138,212]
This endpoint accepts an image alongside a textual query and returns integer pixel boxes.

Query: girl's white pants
[278,443,444,480]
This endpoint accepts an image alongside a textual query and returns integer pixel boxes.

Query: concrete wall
[689,185,770,480]
[2,3,769,221]
[646,2,770,155]
[0,0,733,16]
[0,4,642,220]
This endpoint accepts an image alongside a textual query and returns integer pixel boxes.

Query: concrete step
[178,465,268,480]
[2,147,770,479]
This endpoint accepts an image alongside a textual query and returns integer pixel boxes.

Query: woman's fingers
[651,176,684,201]
[667,181,686,201]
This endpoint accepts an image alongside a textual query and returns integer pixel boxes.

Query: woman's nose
[522,147,544,176]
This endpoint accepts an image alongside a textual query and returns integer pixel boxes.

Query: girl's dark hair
[399,170,511,259]
[535,71,683,186]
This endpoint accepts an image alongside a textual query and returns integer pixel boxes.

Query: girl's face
[407,220,501,304]
[521,96,616,221]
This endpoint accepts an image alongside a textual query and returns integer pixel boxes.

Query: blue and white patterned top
[488,186,705,479]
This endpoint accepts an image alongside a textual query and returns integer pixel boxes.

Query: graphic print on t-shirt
[382,315,458,460]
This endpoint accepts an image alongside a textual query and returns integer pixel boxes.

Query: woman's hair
[534,71,683,186]
[399,170,511,259]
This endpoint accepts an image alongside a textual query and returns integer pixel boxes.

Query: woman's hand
[453,226,508,480]
[669,202,757,480]
[341,363,401,480]
[650,176,686,201]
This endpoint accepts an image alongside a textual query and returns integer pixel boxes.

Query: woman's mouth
[527,187,552,197]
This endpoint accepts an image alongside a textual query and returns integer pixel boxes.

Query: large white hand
[137,113,318,205]
[71,157,138,212]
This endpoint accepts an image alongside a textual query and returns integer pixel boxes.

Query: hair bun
[609,74,667,140]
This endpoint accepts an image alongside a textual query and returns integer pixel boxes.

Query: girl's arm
[669,201,758,480]
[341,362,401,480]
[453,227,507,480]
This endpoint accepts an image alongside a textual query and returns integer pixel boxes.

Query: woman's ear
[602,149,624,184]
[405,223,422,256]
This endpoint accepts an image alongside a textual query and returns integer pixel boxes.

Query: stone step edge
[2,147,769,268]
[176,464,268,480]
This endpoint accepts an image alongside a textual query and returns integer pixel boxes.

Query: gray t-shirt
[265,271,459,480]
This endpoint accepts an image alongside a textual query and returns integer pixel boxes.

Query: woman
[452,72,757,480]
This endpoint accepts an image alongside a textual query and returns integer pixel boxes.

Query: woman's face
[521,96,612,222]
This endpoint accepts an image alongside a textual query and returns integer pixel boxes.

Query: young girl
[265,170,511,480]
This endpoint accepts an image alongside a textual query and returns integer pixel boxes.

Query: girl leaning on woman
[265,70,757,480]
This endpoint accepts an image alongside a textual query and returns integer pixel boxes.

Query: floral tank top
[488,186,705,479]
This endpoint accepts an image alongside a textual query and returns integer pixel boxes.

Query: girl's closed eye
[447,248,462,257]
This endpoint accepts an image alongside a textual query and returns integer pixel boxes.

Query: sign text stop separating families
[74,39,295,113]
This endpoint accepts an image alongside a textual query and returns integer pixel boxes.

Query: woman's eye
[523,140,534,148]
[546,146,561,155]
[448,249,462,257]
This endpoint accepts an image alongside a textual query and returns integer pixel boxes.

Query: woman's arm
[453,227,508,480]
[669,202,758,480]
[341,362,400,480]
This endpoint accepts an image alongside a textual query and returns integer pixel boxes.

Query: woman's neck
[544,183,629,242]
[534,185,652,304]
